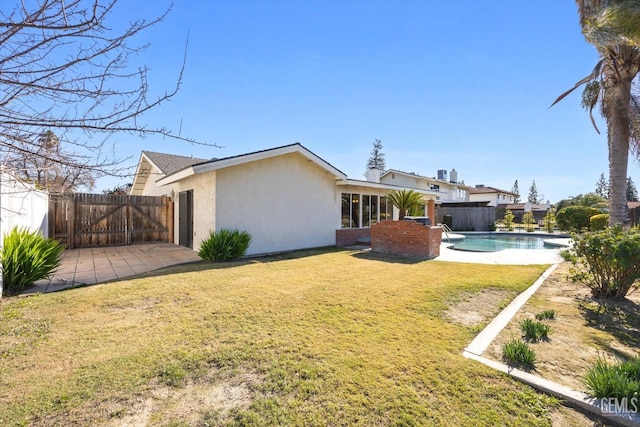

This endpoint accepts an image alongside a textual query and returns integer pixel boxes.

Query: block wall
[371,221,442,259]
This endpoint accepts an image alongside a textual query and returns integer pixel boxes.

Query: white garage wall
[215,153,339,255]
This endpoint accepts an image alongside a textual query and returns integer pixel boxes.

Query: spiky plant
[198,229,252,261]
[1,227,65,296]
[386,189,425,220]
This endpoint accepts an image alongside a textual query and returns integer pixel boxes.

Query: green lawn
[0,248,559,426]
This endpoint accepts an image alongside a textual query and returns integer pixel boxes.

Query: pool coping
[462,264,640,426]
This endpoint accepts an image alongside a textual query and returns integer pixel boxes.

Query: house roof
[468,186,516,196]
[141,151,209,176]
[130,151,211,195]
[156,143,347,186]
[380,168,468,188]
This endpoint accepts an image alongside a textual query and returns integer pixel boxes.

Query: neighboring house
[379,168,469,203]
[496,202,551,223]
[468,185,517,207]
[131,143,440,255]
[628,201,640,226]
[0,171,49,247]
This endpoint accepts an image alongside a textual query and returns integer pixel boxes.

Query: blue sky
[101,0,633,203]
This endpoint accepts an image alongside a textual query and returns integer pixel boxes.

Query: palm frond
[549,59,606,109]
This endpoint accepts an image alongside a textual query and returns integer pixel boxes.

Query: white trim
[130,153,163,195]
[157,144,346,186]
[336,179,439,197]
[381,168,470,189]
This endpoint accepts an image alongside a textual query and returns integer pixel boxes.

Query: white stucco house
[379,169,469,203]
[131,143,443,255]
[468,185,517,207]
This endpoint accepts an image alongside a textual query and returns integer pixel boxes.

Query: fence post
[68,196,76,249]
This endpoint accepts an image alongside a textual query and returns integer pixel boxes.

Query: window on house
[341,193,351,228]
[342,193,390,228]
[351,193,360,228]
[380,196,391,221]
[363,195,371,227]
[371,195,378,225]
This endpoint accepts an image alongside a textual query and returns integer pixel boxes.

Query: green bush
[519,318,551,341]
[556,206,603,231]
[198,229,252,261]
[583,357,640,400]
[503,209,515,232]
[502,339,536,367]
[542,208,556,233]
[589,213,609,231]
[523,211,535,232]
[569,226,640,299]
[1,227,65,296]
[560,249,577,262]
[534,310,556,321]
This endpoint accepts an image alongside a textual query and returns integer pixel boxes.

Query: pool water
[451,234,553,252]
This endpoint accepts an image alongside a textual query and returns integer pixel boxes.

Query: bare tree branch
[0,0,216,186]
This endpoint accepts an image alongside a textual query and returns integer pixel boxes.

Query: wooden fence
[49,193,173,249]
[435,206,496,231]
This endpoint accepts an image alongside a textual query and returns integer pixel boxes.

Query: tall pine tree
[627,177,639,202]
[511,180,520,203]
[528,180,540,204]
[595,173,609,199]
[366,139,386,172]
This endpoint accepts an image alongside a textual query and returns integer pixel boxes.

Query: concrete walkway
[26,243,201,294]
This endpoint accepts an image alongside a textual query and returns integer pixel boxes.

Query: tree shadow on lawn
[578,296,640,353]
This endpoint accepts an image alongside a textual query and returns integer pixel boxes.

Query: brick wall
[336,228,371,247]
[371,221,442,259]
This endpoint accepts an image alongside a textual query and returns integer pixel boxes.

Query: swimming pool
[449,233,568,252]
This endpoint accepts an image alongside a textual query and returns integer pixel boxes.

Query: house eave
[156,143,346,186]
[336,179,440,197]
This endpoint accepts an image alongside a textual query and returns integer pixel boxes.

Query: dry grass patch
[0,248,561,426]
[446,288,517,330]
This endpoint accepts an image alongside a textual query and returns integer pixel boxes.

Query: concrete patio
[25,243,201,294]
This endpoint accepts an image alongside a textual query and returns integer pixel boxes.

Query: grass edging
[462,352,640,427]
[462,263,640,427]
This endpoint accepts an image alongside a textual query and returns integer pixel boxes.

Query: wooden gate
[49,193,174,249]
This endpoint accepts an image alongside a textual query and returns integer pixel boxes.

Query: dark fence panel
[435,206,496,231]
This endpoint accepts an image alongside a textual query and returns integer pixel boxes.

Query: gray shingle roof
[469,186,515,195]
[142,151,210,176]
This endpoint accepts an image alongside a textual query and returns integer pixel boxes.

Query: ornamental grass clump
[1,226,65,296]
[502,338,536,367]
[534,310,556,321]
[583,357,640,400]
[519,318,551,342]
[198,229,252,261]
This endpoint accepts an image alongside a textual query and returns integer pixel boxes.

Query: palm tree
[569,192,608,209]
[551,0,640,225]
[386,189,425,220]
